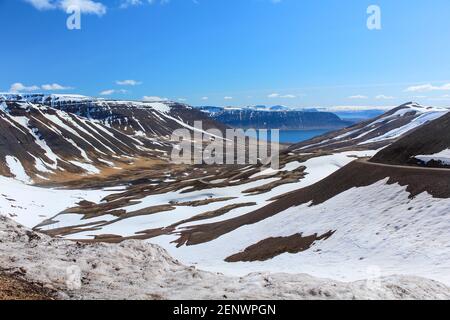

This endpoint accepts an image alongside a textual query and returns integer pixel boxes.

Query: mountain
[289,102,448,152]
[197,105,292,114]
[0,93,226,182]
[371,111,450,168]
[1,99,450,298]
[332,109,386,122]
[198,106,351,130]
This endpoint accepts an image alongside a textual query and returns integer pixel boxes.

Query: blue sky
[1,0,450,109]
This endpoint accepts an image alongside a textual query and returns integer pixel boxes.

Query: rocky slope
[0,94,226,182]
[0,272,54,300]
[371,111,450,168]
[289,102,448,153]
[1,216,449,300]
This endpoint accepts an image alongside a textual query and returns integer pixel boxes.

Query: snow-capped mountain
[371,109,450,168]
[0,94,226,182]
[197,105,292,114]
[198,105,351,130]
[290,102,449,152]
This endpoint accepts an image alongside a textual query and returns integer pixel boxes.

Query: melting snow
[158,180,450,286]
[69,160,101,175]
[5,156,32,184]
[1,216,448,300]
[0,176,115,227]
[416,149,450,165]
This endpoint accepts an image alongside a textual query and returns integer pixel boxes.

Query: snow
[304,103,449,148]
[48,150,377,243]
[5,156,32,184]
[69,160,101,175]
[161,112,226,140]
[97,158,115,166]
[145,102,171,113]
[42,112,96,148]
[2,95,450,297]
[367,103,445,127]
[12,115,61,169]
[416,149,450,165]
[156,180,450,286]
[361,110,448,145]
[0,176,113,228]
[30,154,52,173]
[0,93,92,104]
[1,216,448,300]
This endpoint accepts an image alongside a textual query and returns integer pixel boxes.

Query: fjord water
[278,129,331,144]
[247,129,331,144]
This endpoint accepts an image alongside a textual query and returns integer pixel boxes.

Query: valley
[1,95,449,299]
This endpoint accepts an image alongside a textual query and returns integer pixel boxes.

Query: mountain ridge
[197,105,352,130]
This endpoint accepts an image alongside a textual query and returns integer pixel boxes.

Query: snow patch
[416,149,450,165]
[69,161,100,175]
[5,156,32,184]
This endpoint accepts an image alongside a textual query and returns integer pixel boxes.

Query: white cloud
[375,94,395,100]
[143,96,168,101]
[41,83,73,90]
[24,0,57,10]
[9,82,74,92]
[116,79,142,86]
[120,0,143,8]
[9,83,40,93]
[120,0,170,8]
[268,93,296,98]
[201,97,209,100]
[405,83,450,93]
[25,0,106,16]
[61,0,106,15]
[224,96,233,100]
[349,95,368,99]
[100,89,128,95]
[100,89,115,96]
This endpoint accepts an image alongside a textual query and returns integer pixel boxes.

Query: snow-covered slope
[0,175,116,227]
[1,216,449,300]
[290,102,449,152]
[0,95,225,181]
[371,111,450,168]
[416,149,450,166]
[21,148,449,287]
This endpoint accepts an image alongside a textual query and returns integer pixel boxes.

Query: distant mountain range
[196,105,353,130]
[329,109,385,122]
